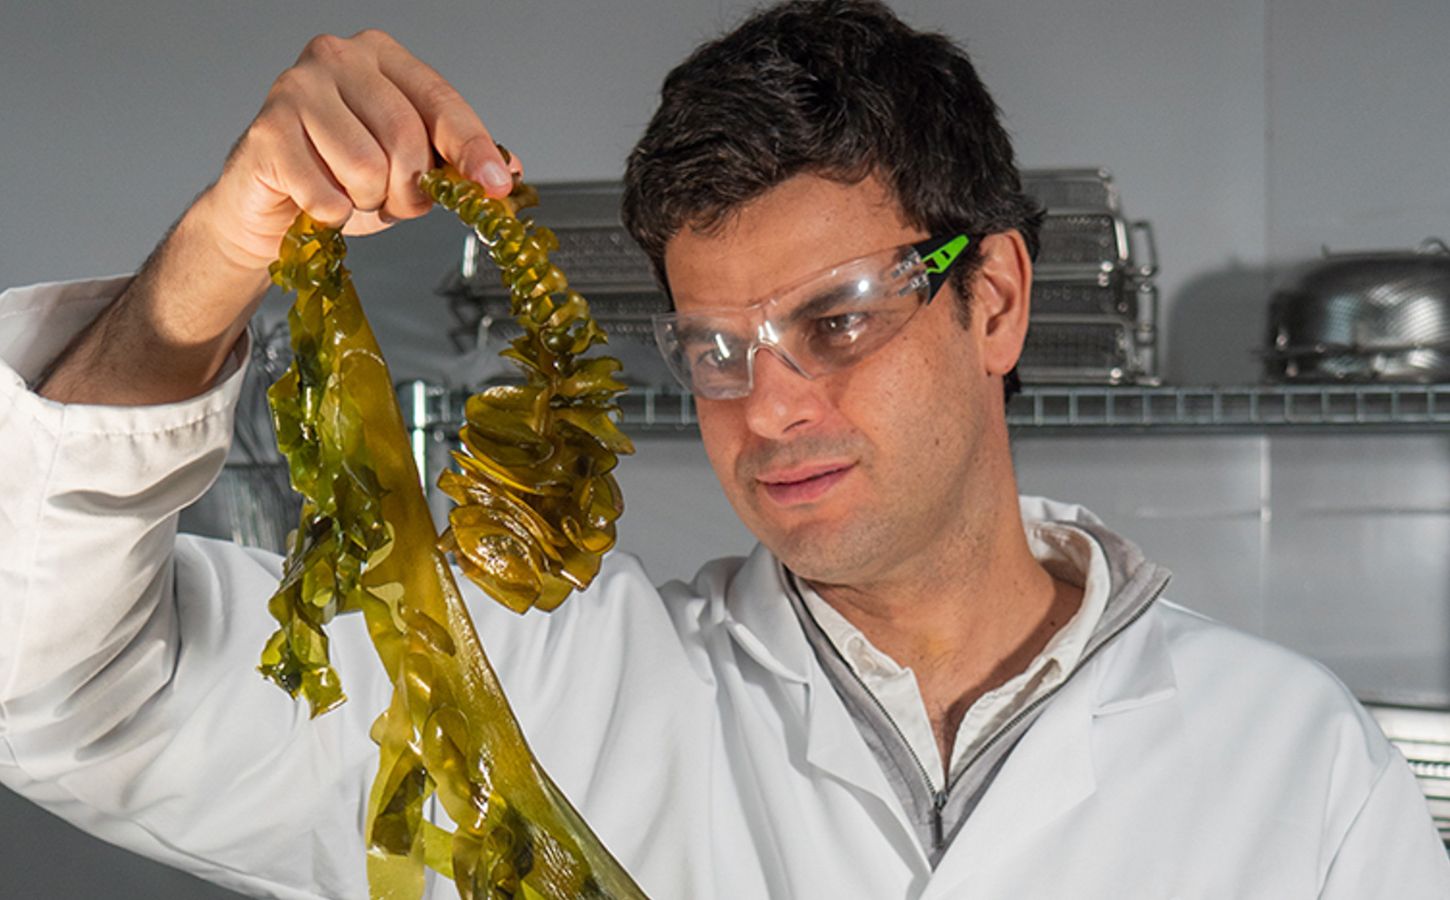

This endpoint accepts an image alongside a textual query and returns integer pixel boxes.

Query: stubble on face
[731,428,870,571]
[670,172,1002,595]
[707,347,993,594]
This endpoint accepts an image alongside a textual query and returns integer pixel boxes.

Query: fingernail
[479,160,511,191]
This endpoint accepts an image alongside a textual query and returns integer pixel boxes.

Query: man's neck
[805,512,1084,769]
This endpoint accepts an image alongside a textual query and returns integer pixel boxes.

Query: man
[1,1,1445,897]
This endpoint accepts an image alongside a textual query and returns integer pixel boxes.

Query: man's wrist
[36,197,271,405]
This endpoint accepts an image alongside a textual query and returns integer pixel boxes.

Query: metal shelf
[1006,383,1450,434]
[615,387,699,433]
[610,383,1450,436]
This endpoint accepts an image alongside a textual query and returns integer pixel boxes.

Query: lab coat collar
[1016,495,1179,715]
[1075,520,1178,715]
[718,496,1112,684]
[925,523,1177,890]
[717,498,1177,711]
[928,607,1180,894]
[720,543,814,685]
[717,498,1180,875]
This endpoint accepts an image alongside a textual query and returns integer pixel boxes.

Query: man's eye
[686,336,738,371]
[813,311,870,343]
[690,347,727,370]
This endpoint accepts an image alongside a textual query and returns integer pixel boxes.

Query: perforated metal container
[1017,318,1147,385]
[436,173,1163,389]
[1032,270,1139,317]
[437,181,665,349]
[1021,168,1121,213]
[1019,168,1160,385]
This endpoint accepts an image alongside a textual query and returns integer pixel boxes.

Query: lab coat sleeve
[1319,745,1450,899]
[0,277,388,899]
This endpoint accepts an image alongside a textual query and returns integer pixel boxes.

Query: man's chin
[756,518,871,584]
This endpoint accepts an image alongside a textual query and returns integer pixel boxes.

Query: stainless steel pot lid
[1265,238,1450,383]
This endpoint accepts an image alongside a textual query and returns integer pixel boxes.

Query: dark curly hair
[621,0,1041,400]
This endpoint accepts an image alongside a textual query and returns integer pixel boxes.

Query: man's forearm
[37,30,514,408]
[37,190,272,406]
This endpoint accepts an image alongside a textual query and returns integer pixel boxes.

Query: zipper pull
[931,791,947,850]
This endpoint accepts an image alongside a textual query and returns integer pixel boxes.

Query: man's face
[663,174,1020,588]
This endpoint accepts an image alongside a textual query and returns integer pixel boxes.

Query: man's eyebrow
[782,283,862,325]
[672,321,718,344]
[672,317,747,345]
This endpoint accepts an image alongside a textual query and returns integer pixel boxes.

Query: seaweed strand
[260,163,643,900]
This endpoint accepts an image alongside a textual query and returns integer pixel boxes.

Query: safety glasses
[653,233,972,399]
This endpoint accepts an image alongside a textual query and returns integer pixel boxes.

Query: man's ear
[969,231,1032,376]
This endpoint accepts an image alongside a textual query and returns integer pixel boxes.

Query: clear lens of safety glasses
[653,234,971,399]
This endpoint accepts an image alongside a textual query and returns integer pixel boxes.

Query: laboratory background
[2,0,1448,895]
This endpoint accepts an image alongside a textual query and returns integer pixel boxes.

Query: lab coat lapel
[930,607,1178,891]
[721,545,916,830]
[800,658,905,803]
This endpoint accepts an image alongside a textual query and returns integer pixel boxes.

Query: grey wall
[1012,431,1450,707]
[1266,0,1450,264]
[3,0,1448,897]
[5,0,1447,380]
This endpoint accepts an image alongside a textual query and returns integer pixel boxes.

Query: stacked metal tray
[1019,168,1160,385]
[436,172,1162,390]
[434,181,676,389]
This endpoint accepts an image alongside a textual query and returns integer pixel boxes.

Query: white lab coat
[1,278,1447,899]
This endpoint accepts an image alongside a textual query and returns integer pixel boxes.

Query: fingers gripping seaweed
[260,161,643,899]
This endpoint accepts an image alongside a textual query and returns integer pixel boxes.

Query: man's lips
[756,462,855,506]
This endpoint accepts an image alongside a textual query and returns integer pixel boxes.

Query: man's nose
[741,345,828,440]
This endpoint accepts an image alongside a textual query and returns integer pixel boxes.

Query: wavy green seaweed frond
[258,163,645,899]
[261,223,393,716]
[420,163,634,614]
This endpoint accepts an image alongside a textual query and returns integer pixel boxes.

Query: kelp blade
[263,212,646,899]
